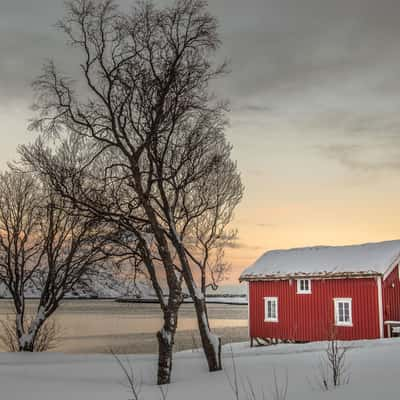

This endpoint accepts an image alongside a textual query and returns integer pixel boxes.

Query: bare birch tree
[22,139,184,384]
[25,0,242,382]
[0,169,109,351]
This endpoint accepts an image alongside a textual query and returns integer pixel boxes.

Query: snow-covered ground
[1,338,399,399]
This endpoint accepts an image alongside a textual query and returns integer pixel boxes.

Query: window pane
[336,301,351,324]
[344,303,350,321]
[266,299,277,319]
[338,303,344,322]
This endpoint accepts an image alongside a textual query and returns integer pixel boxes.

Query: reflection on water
[0,300,248,354]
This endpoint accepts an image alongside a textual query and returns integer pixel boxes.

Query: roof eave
[239,271,382,282]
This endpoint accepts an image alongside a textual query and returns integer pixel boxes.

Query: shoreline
[0,297,248,305]
[116,297,248,306]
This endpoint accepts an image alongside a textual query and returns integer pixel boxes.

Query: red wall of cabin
[383,265,400,337]
[249,278,380,342]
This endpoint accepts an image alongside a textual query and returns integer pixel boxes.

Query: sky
[2,0,400,283]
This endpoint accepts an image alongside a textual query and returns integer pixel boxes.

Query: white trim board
[377,276,384,338]
[247,281,250,339]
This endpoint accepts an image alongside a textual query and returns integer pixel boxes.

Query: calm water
[0,300,248,354]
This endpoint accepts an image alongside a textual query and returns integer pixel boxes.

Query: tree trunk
[193,295,222,371]
[156,308,179,385]
[19,339,35,352]
[134,200,184,384]
[171,240,223,372]
[15,314,32,352]
[159,227,223,372]
[17,327,38,352]
[16,311,44,352]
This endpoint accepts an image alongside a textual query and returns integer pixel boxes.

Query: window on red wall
[297,279,311,294]
[334,298,352,326]
[264,297,278,322]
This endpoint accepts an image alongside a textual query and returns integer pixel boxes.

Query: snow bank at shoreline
[1,338,399,399]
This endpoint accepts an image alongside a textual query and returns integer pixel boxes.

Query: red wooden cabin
[240,240,400,343]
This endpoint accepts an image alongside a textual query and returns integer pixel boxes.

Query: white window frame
[296,279,312,294]
[264,297,278,322]
[334,298,353,327]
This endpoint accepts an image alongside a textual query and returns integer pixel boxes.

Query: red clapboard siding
[383,265,400,336]
[249,278,380,341]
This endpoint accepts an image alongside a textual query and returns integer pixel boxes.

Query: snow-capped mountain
[0,271,153,299]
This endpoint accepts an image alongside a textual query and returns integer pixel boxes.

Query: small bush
[0,315,61,352]
[313,337,351,391]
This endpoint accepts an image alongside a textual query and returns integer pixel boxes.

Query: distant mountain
[68,271,154,299]
[0,270,153,299]
[206,283,247,296]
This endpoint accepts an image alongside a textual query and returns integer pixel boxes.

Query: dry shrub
[0,315,61,352]
[308,334,351,391]
[318,337,350,390]
[226,345,288,400]
[111,350,169,400]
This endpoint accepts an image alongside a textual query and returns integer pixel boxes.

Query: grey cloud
[312,108,400,173]
[225,240,263,250]
[0,0,71,101]
[0,0,132,102]
[306,111,400,138]
[0,32,65,99]
[319,144,368,171]
[318,143,400,172]
[233,104,273,113]
[3,0,400,135]
[212,0,400,117]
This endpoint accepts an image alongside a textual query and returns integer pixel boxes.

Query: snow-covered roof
[240,240,400,280]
